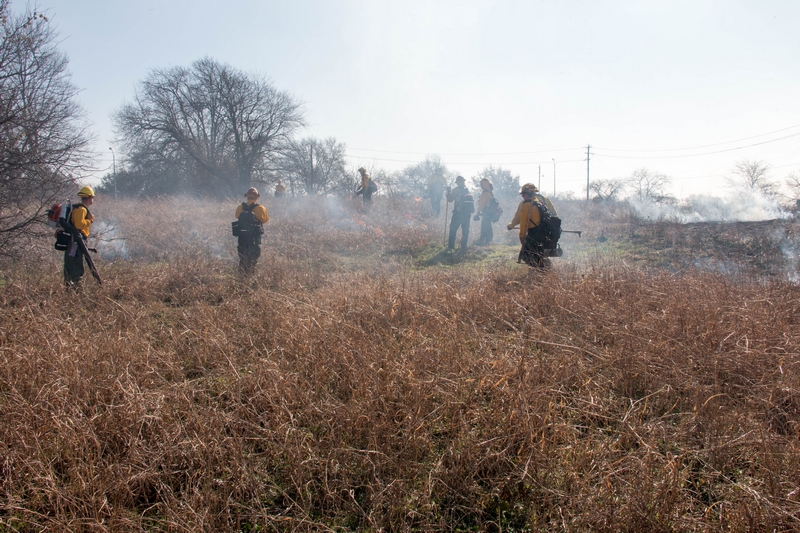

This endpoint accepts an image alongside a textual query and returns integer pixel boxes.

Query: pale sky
[31,0,800,198]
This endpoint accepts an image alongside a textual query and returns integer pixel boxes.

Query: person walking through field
[508,183,548,268]
[274,181,286,198]
[474,177,496,245]
[354,167,376,206]
[446,175,474,251]
[235,187,269,275]
[63,186,96,287]
[426,171,448,216]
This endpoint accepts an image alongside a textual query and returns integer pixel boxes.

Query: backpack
[47,200,72,228]
[486,197,503,223]
[367,179,378,194]
[232,203,263,238]
[49,200,88,251]
[526,200,562,250]
[455,189,475,214]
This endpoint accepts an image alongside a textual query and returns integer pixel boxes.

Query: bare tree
[114,57,304,195]
[589,178,626,201]
[393,155,450,196]
[726,160,779,198]
[628,168,671,201]
[472,165,520,200]
[280,137,348,195]
[0,2,92,256]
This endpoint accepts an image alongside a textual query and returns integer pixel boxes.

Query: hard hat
[520,183,538,194]
[245,187,259,198]
[77,186,95,198]
[455,175,466,183]
[358,167,367,173]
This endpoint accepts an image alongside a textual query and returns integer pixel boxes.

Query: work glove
[507,224,513,230]
[473,215,480,221]
[86,213,94,222]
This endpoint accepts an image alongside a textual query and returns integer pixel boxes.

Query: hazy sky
[30,0,800,197]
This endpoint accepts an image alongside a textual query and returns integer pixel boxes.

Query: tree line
[3,0,800,258]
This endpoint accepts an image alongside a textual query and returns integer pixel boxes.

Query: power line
[346,145,584,156]
[593,132,800,160]
[594,123,800,153]
[344,154,586,165]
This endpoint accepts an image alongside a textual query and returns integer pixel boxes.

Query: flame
[414,197,422,202]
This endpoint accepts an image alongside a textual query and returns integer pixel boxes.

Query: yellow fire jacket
[477,190,494,214]
[235,201,270,224]
[70,204,93,237]
[508,199,541,239]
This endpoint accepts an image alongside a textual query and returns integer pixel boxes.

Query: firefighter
[354,167,375,205]
[235,187,269,275]
[426,171,448,216]
[507,183,546,267]
[474,177,495,245]
[446,175,473,250]
[64,186,95,287]
[274,181,286,198]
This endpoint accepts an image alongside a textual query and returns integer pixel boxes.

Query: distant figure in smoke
[508,183,549,268]
[235,187,269,275]
[63,186,96,288]
[427,171,448,216]
[274,180,286,198]
[474,177,496,245]
[446,175,474,250]
[354,167,376,206]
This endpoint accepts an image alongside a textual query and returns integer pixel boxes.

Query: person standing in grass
[446,175,474,250]
[274,181,286,198]
[508,183,546,267]
[64,186,95,287]
[426,171,448,216]
[474,177,495,245]
[354,167,376,206]
[235,187,269,275]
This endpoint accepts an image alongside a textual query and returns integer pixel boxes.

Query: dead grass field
[2,195,800,531]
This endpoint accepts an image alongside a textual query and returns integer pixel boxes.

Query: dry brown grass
[2,196,800,531]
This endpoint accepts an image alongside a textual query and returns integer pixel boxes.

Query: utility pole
[538,164,541,191]
[109,147,116,199]
[552,158,556,197]
[586,144,591,201]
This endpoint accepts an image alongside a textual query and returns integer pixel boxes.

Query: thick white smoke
[630,190,788,223]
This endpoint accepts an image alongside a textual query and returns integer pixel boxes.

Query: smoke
[92,218,130,261]
[629,190,788,223]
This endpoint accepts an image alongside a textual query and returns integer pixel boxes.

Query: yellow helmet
[520,183,538,194]
[77,186,95,198]
[358,167,367,174]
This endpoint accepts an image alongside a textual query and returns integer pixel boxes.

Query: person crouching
[235,187,269,275]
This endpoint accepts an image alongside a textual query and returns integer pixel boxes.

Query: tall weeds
[1,196,799,531]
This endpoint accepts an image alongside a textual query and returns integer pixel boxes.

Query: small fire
[414,197,422,202]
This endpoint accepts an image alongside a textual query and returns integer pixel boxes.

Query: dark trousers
[448,212,471,249]
[430,193,443,216]
[238,235,261,275]
[478,215,493,244]
[63,240,85,287]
